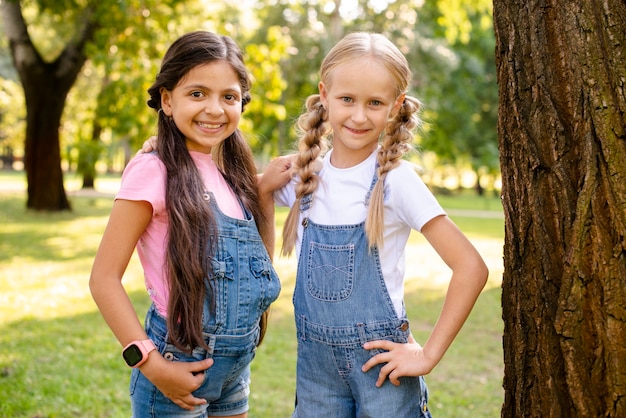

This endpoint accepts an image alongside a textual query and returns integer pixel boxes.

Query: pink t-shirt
[116,151,244,317]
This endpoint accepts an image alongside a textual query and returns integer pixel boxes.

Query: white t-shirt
[274,147,446,317]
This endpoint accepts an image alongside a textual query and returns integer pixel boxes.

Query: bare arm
[89,199,212,409]
[256,155,295,259]
[361,215,488,386]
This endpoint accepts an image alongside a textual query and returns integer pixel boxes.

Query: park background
[0,0,504,416]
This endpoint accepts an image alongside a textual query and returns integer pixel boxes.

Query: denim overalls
[292,174,431,418]
[130,193,281,417]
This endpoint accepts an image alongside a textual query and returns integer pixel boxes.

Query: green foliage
[0,77,25,152]
[243,26,290,156]
[1,0,500,191]
[418,1,499,177]
[76,139,105,177]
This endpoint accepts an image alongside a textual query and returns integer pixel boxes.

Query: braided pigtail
[281,94,329,256]
[365,94,422,248]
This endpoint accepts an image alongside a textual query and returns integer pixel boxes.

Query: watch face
[123,344,143,367]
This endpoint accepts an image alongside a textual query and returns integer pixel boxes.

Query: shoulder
[385,160,445,228]
[118,153,167,205]
[123,152,165,176]
[120,153,167,188]
[385,160,427,190]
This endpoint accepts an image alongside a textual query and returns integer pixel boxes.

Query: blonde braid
[281,94,329,256]
[365,95,421,248]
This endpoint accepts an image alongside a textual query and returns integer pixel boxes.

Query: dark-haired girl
[90,31,282,417]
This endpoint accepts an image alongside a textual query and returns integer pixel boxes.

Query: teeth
[198,122,222,129]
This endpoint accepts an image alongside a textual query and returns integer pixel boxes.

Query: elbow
[480,264,489,287]
[476,257,489,289]
[461,253,489,291]
[89,270,105,302]
[88,273,99,299]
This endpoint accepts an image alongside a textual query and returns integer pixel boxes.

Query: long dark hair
[147,31,267,351]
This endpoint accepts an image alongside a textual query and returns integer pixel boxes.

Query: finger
[361,354,384,372]
[186,393,208,407]
[388,370,401,387]
[173,392,209,410]
[188,358,213,374]
[361,349,393,372]
[376,363,393,387]
[363,339,394,351]
[172,398,195,411]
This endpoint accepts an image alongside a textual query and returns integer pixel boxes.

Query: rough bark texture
[494,0,626,416]
[1,1,96,210]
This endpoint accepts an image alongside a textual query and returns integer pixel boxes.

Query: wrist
[122,339,156,368]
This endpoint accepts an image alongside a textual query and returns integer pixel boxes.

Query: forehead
[326,58,397,99]
[178,61,241,89]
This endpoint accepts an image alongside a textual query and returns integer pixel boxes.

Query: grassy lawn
[0,171,504,417]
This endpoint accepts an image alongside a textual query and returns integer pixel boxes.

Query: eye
[341,97,353,103]
[224,94,239,102]
[370,100,382,106]
[190,90,204,98]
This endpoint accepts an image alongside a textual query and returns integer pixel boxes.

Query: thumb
[189,358,213,374]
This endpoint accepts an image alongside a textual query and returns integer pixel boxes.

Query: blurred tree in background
[0,0,497,211]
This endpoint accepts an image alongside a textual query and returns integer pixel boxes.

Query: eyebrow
[181,83,241,92]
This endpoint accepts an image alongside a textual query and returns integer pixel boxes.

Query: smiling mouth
[197,122,224,129]
[346,126,370,134]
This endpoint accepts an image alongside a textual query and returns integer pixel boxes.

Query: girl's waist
[296,314,410,345]
[146,304,261,346]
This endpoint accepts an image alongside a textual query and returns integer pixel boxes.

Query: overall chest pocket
[249,255,281,311]
[306,241,355,301]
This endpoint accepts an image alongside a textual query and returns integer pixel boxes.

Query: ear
[160,87,173,116]
[319,81,329,108]
[391,93,405,117]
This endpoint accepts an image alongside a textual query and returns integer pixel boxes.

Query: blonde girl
[270,32,488,417]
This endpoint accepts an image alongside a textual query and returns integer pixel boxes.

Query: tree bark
[1,1,97,210]
[494,0,626,416]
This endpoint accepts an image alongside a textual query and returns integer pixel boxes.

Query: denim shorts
[130,305,257,417]
[292,336,432,418]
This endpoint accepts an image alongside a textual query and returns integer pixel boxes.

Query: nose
[204,98,224,115]
[351,105,367,123]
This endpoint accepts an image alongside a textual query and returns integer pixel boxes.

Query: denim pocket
[306,241,354,301]
[128,367,140,396]
[250,255,281,312]
[162,341,208,363]
[211,256,235,280]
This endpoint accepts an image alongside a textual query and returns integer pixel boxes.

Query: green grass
[0,171,504,417]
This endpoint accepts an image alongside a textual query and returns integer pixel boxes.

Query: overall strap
[363,161,380,207]
[300,161,382,212]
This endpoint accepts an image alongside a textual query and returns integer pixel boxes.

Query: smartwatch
[122,339,156,368]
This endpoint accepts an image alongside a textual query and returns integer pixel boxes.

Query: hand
[136,136,158,155]
[361,339,435,387]
[141,354,213,410]
[258,154,296,194]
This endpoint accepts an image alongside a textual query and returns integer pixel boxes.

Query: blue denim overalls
[130,192,281,417]
[292,174,431,418]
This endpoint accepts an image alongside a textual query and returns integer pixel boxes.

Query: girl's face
[160,60,242,154]
[319,57,404,168]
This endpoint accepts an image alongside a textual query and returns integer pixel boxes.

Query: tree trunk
[80,119,103,189]
[494,0,626,417]
[23,70,72,210]
[1,1,96,211]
